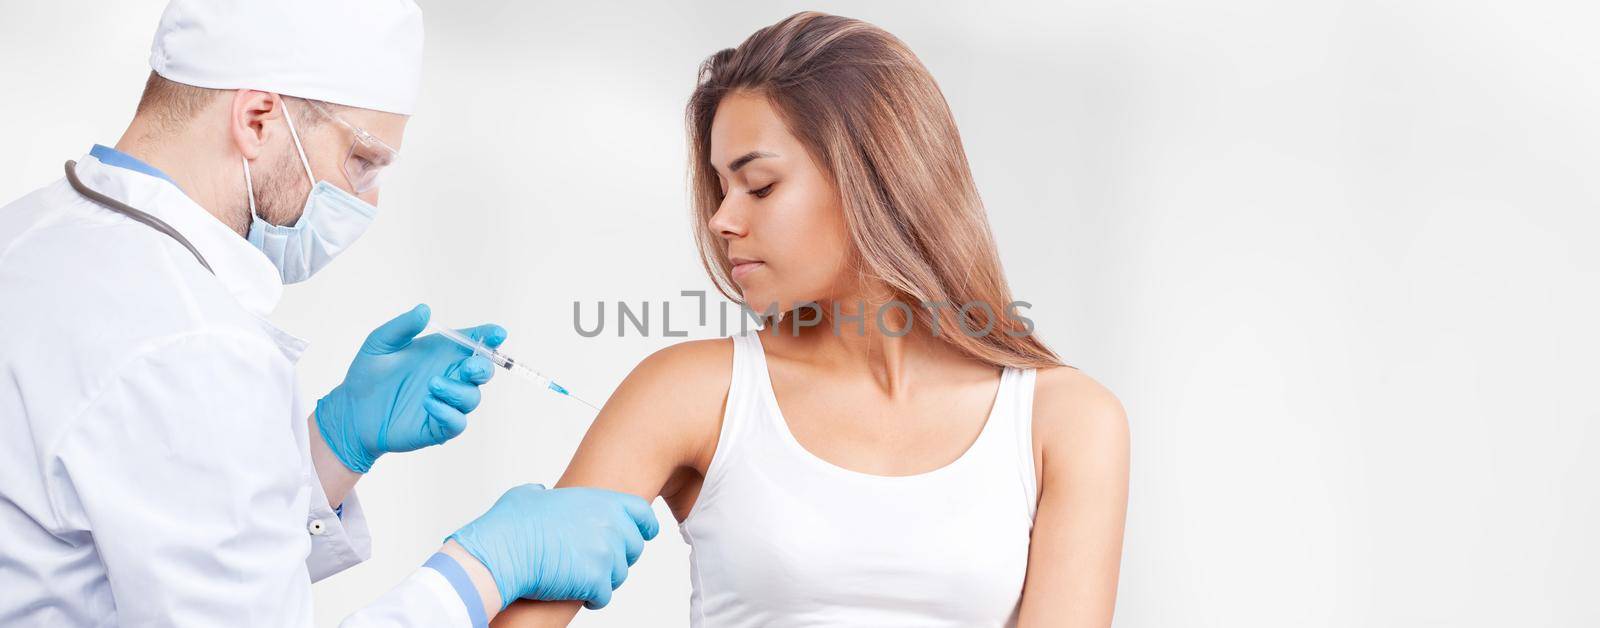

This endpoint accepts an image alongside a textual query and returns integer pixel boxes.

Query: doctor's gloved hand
[448,484,661,611]
[315,304,506,473]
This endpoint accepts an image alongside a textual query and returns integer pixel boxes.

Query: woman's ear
[229,89,283,161]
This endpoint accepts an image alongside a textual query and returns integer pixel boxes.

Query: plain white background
[2,1,1597,626]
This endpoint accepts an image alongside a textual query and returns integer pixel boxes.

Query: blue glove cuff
[315,394,379,474]
[445,529,517,611]
[424,552,490,628]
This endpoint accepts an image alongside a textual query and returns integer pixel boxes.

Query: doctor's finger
[583,573,614,610]
[362,303,430,354]
[613,511,646,566]
[610,538,631,590]
[449,355,496,385]
[429,375,482,414]
[422,397,470,441]
[618,494,661,541]
[459,323,508,349]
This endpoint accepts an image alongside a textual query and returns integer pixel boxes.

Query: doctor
[0,1,657,626]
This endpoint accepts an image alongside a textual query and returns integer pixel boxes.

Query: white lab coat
[0,155,472,627]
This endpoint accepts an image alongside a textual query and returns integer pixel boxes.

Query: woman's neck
[763,294,954,398]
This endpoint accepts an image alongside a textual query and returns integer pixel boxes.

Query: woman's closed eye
[749,183,775,198]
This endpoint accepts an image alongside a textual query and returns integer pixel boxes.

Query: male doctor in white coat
[0,1,659,626]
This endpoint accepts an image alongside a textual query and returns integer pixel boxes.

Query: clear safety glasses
[303,99,399,194]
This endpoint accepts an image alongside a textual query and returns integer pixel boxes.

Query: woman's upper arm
[1017,367,1131,628]
[491,339,731,628]
[554,338,731,495]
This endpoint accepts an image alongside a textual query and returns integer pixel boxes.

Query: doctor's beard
[237,148,310,236]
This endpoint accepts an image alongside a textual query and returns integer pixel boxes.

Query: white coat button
[308,519,327,536]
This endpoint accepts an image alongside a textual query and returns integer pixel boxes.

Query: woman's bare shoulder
[628,337,734,375]
[613,337,734,411]
[1031,365,1129,466]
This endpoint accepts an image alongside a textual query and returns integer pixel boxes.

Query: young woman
[495,12,1128,628]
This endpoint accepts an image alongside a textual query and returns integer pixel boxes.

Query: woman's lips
[731,260,765,282]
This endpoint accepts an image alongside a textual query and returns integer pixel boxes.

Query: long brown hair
[687,12,1062,369]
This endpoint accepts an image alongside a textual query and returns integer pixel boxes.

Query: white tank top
[679,332,1039,628]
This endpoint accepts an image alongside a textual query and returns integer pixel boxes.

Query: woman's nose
[708,200,747,239]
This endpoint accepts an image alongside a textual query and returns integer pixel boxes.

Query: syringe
[427,325,600,411]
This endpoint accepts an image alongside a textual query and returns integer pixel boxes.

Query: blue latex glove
[448,484,661,611]
[316,304,506,473]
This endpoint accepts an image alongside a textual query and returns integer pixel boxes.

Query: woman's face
[708,91,853,315]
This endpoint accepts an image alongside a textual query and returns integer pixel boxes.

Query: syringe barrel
[429,323,588,406]
[502,358,552,388]
[431,325,513,369]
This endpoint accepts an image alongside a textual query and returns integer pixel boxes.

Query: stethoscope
[64,160,214,275]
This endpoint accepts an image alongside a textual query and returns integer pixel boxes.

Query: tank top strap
[966,367,1039,520]
[693,332,766,507]
[1012,368,1040,519]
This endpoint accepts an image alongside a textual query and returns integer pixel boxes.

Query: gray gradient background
[2,1,1596,626]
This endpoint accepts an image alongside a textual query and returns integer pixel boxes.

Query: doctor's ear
[229,90,285,161]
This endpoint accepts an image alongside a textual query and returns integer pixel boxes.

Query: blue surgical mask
[243,100,377,284]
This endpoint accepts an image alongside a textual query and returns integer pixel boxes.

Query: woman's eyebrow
[728,150,778,172]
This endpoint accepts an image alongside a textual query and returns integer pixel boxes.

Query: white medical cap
[149,0,425,115]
